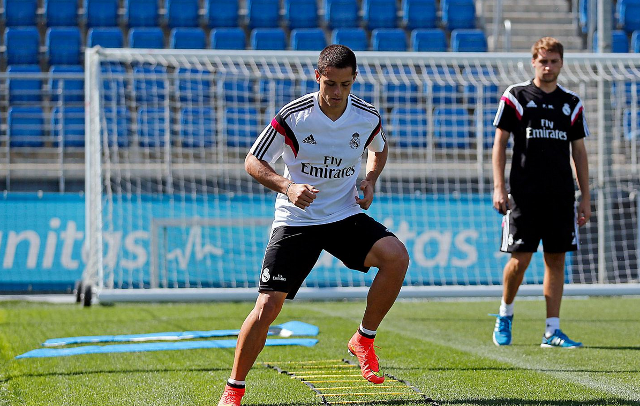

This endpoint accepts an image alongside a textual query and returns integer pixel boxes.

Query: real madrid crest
[350,132,360,149]
[562,103,571,116]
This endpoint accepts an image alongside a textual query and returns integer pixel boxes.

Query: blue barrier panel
[0,193,553,292]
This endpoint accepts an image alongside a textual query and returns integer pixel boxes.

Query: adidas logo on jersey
[526,100,538,108]
[302,134,316,144]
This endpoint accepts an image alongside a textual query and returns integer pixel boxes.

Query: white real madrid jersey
[249,91,386,228]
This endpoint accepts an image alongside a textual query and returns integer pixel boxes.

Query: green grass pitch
[1,296,639,405]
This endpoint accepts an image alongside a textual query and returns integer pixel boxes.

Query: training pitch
[1,296,639,405]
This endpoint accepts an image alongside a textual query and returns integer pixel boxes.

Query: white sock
[545,317,560,337]
[227,378,245,387]
[359,323,377,338]
[499,298,514,317]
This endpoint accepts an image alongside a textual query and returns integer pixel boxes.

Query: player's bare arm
[492,128,510,214]
[245,153,319,209]
[571,138,591,226]
[356,143,388,210]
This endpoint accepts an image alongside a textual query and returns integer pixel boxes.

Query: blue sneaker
[541,329,583,348]
[491,314,513,346]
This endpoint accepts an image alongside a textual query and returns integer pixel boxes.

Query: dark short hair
[317,44,357,76]
[532,37,564,60]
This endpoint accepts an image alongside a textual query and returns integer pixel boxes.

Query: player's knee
[508,255,530,274]
[376,237,409,271]
[254,294,284,323]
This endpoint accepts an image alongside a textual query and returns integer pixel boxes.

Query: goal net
[83,48,640,303]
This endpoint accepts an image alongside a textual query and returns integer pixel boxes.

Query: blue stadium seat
[5,0,38,26]
[137,108,169,147]
[363,0,397,30]
[623,109,640,140]
[578,0,589,34]
[251,28,286,50]
[258,65,296,106]
[210,28,246,49]
[49,65,84,103]
[291,29,327,50]
[7,65,43,103]
[474,109,497,149]
[180,108,215,147]
[331,28,368,51]
[441,0,476,30]
[205,0,239,28]
[46,27,82,65]
[612,72,640,106]
[225,107,259,148]
[129,27,165,48]
[451,29,487,52]
[45,0,79,26]
[165,0,200,28]
[402,0,437,30]
[176,67,212,103]
[324,0,359,29]
[133,66,168,104]
[5,28,40,65]
[351,65,376,102]
[593,30,629,52]
[383,66,419,105]
[170,28,206,49]
[633,30,640,52]
[411,29,447,51]
[434,107,472,148]
[390,108,428,147]
[126,0,159,27]
[247,0,280,29]
[617,0,640,34]
[424,67,459,105]
[51,106,85,147]
[285,0,318,29]
[218,75,256,103]
[87,28,124,48]
[462,67,499,106]
[84,0,119,27]
[102,63,128,104]
[104,107,131,147]
[8,107,45,148]
[371,29,407,51]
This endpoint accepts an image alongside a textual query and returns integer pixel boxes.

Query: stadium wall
[0,192,564,293]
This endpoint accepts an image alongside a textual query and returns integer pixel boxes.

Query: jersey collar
[314,92,353,126]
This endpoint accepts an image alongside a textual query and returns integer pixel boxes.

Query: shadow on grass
[0,366,229,383]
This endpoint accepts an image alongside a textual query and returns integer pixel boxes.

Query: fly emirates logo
[526,119,567,140]
[300,155,356,179]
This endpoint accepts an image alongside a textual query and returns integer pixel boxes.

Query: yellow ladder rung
[314,385,406,390]
[262,359,343,364]
[319,392,418,397]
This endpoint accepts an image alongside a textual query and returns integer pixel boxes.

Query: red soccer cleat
[217,384,245,406]
[347,331,385,384]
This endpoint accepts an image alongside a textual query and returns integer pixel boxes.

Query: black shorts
[259,213,396,299]
[500,194,578,253]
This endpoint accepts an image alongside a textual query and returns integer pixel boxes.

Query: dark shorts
[500,194,578,253]
[259,213,396,299]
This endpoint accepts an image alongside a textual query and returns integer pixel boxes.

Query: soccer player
[217,45,409,406]
[491,37,591,348]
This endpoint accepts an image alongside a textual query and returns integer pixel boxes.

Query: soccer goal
[83,48,640,305]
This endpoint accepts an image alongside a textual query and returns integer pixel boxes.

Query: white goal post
[83,48,640,304]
